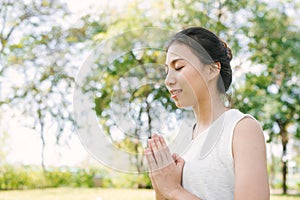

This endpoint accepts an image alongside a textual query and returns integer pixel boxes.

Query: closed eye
[175,66,184,71]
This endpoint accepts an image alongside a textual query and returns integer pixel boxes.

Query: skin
[144,42,270,200]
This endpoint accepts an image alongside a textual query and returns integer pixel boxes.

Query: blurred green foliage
[0,164,151,190]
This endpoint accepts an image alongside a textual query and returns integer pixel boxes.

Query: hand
[145,134,185,199]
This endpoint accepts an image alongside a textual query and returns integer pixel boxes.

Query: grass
[0,188,299,200]
[0,188,154,200]
[271,194,300,200]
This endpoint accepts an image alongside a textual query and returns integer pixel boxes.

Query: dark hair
[166,27,232,93]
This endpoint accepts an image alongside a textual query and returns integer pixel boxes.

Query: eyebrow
[165,58,184,67]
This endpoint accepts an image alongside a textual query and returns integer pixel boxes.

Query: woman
[144,27,270,200]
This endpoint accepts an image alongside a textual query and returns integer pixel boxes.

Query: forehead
[165,42,201,66]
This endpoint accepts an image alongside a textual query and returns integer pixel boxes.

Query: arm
[233,117,270,200]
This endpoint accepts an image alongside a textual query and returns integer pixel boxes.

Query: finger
[155,137,174,168]
[154,136,164,150]
[144,148,157,171]
[158,134,167,147]
[147,138,152,148]
[172,153,185,166]
[149,138,156,153]
[158,135,173,163]
[150,138,163,165]
[148,138,157,151]
[155,137,170,166]
[172,153,178,161]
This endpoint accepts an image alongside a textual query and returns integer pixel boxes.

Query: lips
[170,89,183,98]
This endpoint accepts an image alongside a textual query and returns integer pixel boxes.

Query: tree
[0,0,80,170]
[232,0,300,194]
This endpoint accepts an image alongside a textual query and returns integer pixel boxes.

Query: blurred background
[0,0,299,199]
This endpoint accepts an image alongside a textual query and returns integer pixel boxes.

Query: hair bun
[221,40,232,61]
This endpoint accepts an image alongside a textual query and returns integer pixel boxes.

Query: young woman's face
[165,43,210,108]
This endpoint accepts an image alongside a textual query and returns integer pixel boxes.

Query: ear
[208,62,221,81]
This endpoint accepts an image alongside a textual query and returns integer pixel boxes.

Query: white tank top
[182,109,253,200]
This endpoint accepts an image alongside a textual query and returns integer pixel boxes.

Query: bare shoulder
[232,116,267,166]
[233,116,265,146]
[232,117,270,199]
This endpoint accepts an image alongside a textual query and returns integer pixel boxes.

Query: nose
[164,70,176,86]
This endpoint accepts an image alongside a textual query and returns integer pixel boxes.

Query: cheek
[183,68,208,96]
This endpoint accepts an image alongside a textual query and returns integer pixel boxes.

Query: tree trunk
[40,132,46,172]
[134,105,143,173]
[38,108,46,172]
[146,100,152,137]
[279,123,288,195]
[282,140,288,194]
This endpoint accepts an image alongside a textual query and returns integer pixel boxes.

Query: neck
[192,91,228,134]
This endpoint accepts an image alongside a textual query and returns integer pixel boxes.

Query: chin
[175,101,190,108]
[174,101,182,108]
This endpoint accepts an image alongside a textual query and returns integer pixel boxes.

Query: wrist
[155,191,167,200]
[167,186,184,200]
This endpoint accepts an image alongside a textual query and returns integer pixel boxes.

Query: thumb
[172,153,185,165]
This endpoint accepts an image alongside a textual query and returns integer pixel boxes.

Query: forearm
[155,191,167,200]
[168,187,202,200]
